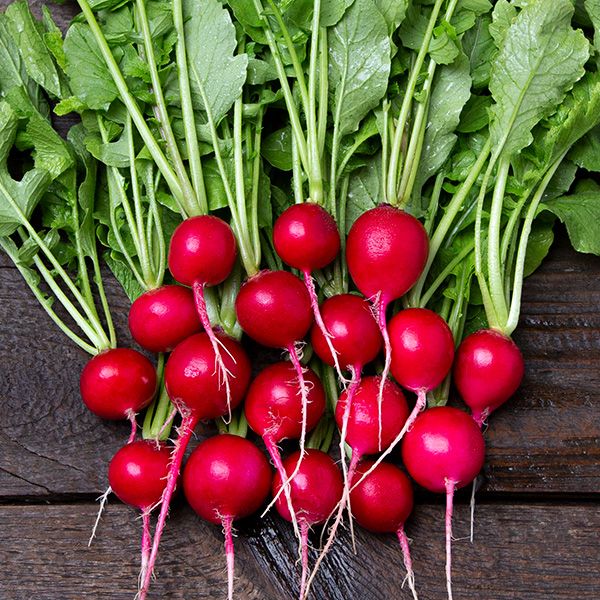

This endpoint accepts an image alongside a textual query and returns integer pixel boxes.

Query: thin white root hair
[88,486,112,547]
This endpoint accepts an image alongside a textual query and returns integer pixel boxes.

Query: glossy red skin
[273,203,341,271]
[389,308,455,392]
[454,329,525,422]
[235,270,313,348]
[108,440,171,510]
[183,434,272,524]
[128,285,202,353]
[334,376,409,456]
[346,205,429,301]
[80,348,157,420]
[402,407,486,494]
[349,460,413,533]
[310,294,382,369]
[165,333,251,419]
[272,449,343,525]
[245,362,326,442]
[168,215,237,287]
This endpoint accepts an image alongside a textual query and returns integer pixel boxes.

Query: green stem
[506,155,564,335]
[136,0,198,216]
[292,134,304,204]
[317,27,328,160]
[409,139,492,306]
[76,0,187,213]
[386,0,445,203]
[249,109,264,264]
[381,100,390,203]
[91,251,117,348]
[172,0,208,214]
[423,171,444,236]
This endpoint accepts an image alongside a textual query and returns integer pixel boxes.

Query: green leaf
[63,23,119,110]
[329,0,390,137]
[345,153,381,233]
[225,0,266,44]
[570,128,600,172]
[457,95,491,133]
[105,251,145,301]
[416,53,472,190]
[321,0,354,27]
[542,186,600,255]
[488,0,516,49]
[584,0,600,51]
[373,0,408,33]
[523,218,555,277]
[4,1,63,98]
[489,0,590,159]
[462,15,495,89]
[262,126,293,171]
[185,0,248,124]
[0,102,51,236]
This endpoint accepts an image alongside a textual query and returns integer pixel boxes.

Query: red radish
[356,309,455,488]
[245,362,325,534]
[310,293,384,534]
[80,347,156,440]
[305,377,409,596]
[402,407,485,600]
[273,203,342,376]
[168,215,237,419]
[108,440,171,586]
[235,269,313,507]
[128,285,201,353]
[346,205,429,448]
[183,434,272,600]
[139,333,251,599]
[454,329,525,425]
[272,450,343,599]
[350,461,417,600]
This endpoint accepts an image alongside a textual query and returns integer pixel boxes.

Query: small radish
[128,285,201,353]
[235,269,313,506]
[183,434,272,600]
[454,329,525,426]
[245,362,326,535]
[108,440,171,587]
[272,449,343,599]
[139,333,251,599]
[305,377,409,596]
[402,407,485,600]
[80,347,157,440]
[350,461,417,600]
[346,205,429,448]
[356,309,455,487]
[168,215,237,419]
[273,203,342,377]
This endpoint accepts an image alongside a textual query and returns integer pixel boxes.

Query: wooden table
[1,2,600,598]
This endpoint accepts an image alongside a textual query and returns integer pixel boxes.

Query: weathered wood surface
[1,501,598,600]
[2,235,599,497]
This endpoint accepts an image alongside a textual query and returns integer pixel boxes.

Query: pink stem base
[127,411,138,445]
[193,281,234,422]
[375,296,391,451]
[350,389,427,493]
[264,436,300,540]
[397,525,418,600]
[263,344,308,515]
[445,479,456,600]
[299,520,309,600]
[303,270,344,382]
[139,414,197,600]
[223,516,235,600]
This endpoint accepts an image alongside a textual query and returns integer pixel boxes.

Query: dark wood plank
[1,501,598,599]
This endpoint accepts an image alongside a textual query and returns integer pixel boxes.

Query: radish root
[88,485,112,547]
[445,479,456,600]
[299,520,309,600]
[374,294,391,451]
[223,516,235,600]
[397,525,418,600]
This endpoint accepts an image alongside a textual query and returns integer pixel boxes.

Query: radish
[235,269,313,505]
[183,434,272,600]
[454,329,525,426]
[346,205,429,448]
[305,377,409,596]
[139,332,251,599]
[402,407,485,600]
[350,461,417,600]
[355,309,455,487]
[273,203,342,376]
[272,449,343,599]
[245,361,326,534]
[80,347,157,440]
[128,285,201,353]
[108,440,171,586]
[168,215,237,419]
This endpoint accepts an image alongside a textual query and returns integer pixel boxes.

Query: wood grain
[1,501,598,599]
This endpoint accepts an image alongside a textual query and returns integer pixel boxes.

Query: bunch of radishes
[76,198,525,600]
